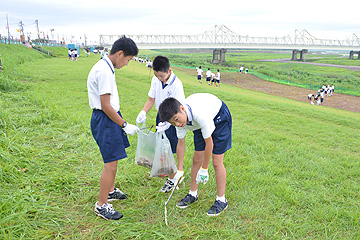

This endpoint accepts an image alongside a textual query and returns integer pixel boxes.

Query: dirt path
[175,67,360,114]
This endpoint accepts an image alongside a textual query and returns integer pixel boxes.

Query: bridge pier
[291,49,308,61]
[349,50,360,59]
[212,48,227,63]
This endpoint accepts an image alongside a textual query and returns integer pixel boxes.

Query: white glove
[136,110,147,124]
[123,123,140,136]
[196,167,209,184]
[174,170,184,183]
[156,121,171,132]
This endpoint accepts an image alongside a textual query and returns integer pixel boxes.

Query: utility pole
[18,21,25,43]
[6,14,11,44]
[35,19,40,44]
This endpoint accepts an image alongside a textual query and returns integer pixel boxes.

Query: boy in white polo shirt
[159,93,232,216]
[196,66,203,84]
[87,36,140,220]
[206,68,212,85]
[136,55,186,193]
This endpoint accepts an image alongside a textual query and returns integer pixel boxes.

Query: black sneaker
[177,193,198,209]
[160,179,174,193]
[94,203,123,220]
[207,200,228,216]
[108,187,128,202]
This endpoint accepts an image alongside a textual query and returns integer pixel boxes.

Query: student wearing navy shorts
[196,66,203,84]
[136,55,186,193]
[87,36,140,220]
[159,93,232,216]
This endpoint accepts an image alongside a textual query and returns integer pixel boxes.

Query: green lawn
[1,45,360,239]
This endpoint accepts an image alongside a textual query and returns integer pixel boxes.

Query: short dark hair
[110,35,138,56]
[152,55,170,72]
[158,97,182,122]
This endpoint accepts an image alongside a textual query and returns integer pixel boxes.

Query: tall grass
[0,46,359,239]
[0,44,47,92]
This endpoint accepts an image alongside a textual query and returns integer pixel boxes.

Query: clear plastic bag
[135,124,156,169]
[150,131,177,177]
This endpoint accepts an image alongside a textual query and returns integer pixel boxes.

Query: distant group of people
[133,56,152,68]
[239,66,248,74]
[196,66,221,87]
[308,84,335,105]
[68,48,79,61]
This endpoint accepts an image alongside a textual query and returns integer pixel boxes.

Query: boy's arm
[136,97,155,124]
[142,97,155,113]
[202,136,213,169]
[176,137,186,171]
[100,94,139,135]
[196,136,213,184]
[101,94,126,126]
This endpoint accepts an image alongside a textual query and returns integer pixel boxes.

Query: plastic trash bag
[150,131,177,177]
[135,124,156,169]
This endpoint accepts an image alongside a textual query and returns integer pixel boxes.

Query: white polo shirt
[176,93,222,139]
[206,70,212,78]
[215,72,220,80]
[197,68,203,76]
[148,71,185,111]
[87,55,120,111]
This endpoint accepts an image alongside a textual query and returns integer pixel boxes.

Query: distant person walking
[206,68,212,85]
[215,69,220,87]
[239,66,244,73]
[196,66,203,84]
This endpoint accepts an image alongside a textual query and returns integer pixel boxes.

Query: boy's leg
[177,150,203,208]
[212,153,226,197]
[207,153,228,216]
[95,160,124,220]
[98,160,118,206]
[190,150,204,191]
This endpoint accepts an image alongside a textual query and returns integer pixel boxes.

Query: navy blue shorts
[156,112,178,154]
[91,110,130,163]
[206,77,211,82]
[197,75,202,80]
[193,101,232,154]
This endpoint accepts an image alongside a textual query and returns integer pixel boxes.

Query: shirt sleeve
[176,127,187,139]
[148,77,157,98]
[97,69,112,96]
[197,116,216,139]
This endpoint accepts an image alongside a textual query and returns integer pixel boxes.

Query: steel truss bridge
[99,25,360,51]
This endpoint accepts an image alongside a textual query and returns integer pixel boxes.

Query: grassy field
[1,44,360,239]
[141,49,360,95]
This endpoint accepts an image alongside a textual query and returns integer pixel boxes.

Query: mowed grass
[1,45,360,239]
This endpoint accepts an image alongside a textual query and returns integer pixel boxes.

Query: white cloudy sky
[0,0,358,44]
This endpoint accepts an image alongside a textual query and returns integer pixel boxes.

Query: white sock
[216,195,226,203]
[189,190,198,198]
[96,202,106,209]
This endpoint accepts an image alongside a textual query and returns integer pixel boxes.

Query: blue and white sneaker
[207,200,228,216]
[177,193,198,209]
[94,203,123,220]
[108,187,128,202]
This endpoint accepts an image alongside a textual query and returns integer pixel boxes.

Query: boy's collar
[184,104,193,126]
[102,55,114,74]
